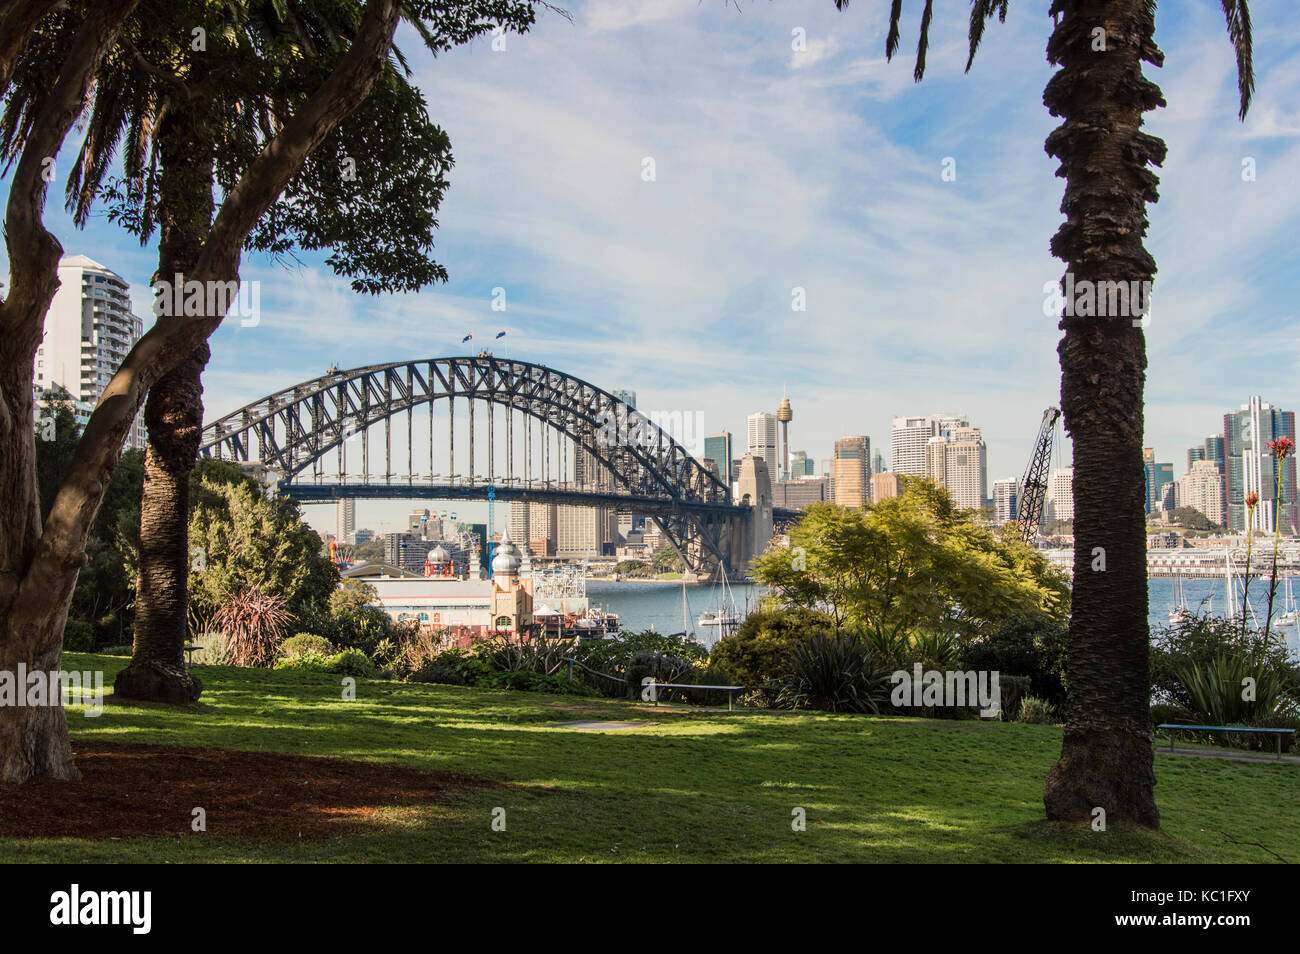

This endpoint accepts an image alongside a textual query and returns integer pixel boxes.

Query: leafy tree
[1165,507,1219,533]
[185,471,339,623]
[651,544,684,574]
[831,0,1256,827]
[754,485,1068,642]
[0,0,404,781]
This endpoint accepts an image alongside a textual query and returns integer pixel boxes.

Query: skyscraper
[747,412,778,494]
[1176,461,1225,527]
[1224,396,1297,533]
[1046,467,1074,523]
[891,414,968,475]
[1142,448,1174,515]
[923,424,987,511]
[704,432,734,484]
[335,498,356,544]
[36,255,145,449]
[833,436,871,508]
[993,478,1018,525]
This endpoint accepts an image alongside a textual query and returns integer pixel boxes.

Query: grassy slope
[2,652,1296,863]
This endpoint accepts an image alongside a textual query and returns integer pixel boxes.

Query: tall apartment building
[1142,448,1174,515]
[509,500,560,556]
[1176,460,1225,527]
[1046,467,1074,523]
[833,436,871,508]
[704,432,734,484]
[891,414,968,476]
[1224,396,1298,533]
[36,255,145,449]
[335,498,356,544]
[993,478,1018,525]
[556,504,614,558]
[871,472,900,502]
[924,425,987,511]
[746,412,778,495]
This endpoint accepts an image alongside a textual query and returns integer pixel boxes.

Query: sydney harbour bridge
[198,355,780,578]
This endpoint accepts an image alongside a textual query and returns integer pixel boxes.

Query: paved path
[1159,746,1300,765]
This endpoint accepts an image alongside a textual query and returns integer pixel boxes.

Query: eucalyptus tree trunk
[1041,0,1165,828]
[113,106,213,704]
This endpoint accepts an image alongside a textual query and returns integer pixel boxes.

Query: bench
[641,678,745,711]
[1157,723,1296,760]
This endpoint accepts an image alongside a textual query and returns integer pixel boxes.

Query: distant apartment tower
[891,414,967,476]
[1142,448,1174,515]
[993,478,1018,525]
[704,432,734,484]
[1046,467,1074,523]
[833,436,871,508]
[775,476,828,509]
[611,389,637,410]
[1224,396,1298,533]
[336,498,356,544]
[924,425,987,511]
[1176,460,1225,527]
[871,472,900,502]
[36,255,145,449]
[747,412,778,495]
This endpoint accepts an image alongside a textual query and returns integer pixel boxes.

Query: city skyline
[7,1,1298,536]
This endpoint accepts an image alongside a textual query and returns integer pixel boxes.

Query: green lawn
[3,652,1296,863]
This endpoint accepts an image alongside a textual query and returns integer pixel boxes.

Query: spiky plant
[212,588,291,668]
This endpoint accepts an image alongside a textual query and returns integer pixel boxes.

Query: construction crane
[1016,407,1061,546]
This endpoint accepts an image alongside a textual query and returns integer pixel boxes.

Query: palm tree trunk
[113,106,213,704]
[1041,0,1167,828]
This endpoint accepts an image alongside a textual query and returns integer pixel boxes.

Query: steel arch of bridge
[198,356,751,574]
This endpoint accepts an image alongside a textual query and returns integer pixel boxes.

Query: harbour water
[587,577,1300,656]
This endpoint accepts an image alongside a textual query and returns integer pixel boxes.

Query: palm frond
[914,0,934,81]
[965,0,1000,73]
[1220,0,1254,119]
[886,0,903,61]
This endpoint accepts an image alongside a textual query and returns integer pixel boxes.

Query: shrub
[709,608,836,688]
[274,648,375,677]
[1152,614,1300,710]
[408,661,468,685]
[327,648,375,677]
[776,631,892,714]
[1173,652,1295,726]
[212,589,291,667]
[959,615,1068,708]
[62,619,95,652]
[1018,696,1057,724]
[998,675,1033,722]
[280,633,336,660]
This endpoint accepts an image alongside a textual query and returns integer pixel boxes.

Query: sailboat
[1168,574,1191,625]
[698,568,741,637]
[1277,574,1299,626]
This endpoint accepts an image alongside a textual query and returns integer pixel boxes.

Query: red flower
[1268,436,1295,461]
[1246,492,1259,508]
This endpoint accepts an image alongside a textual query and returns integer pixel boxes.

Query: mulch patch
[0,742,492,840]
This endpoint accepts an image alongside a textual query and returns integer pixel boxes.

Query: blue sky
[5,0,1300,535]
